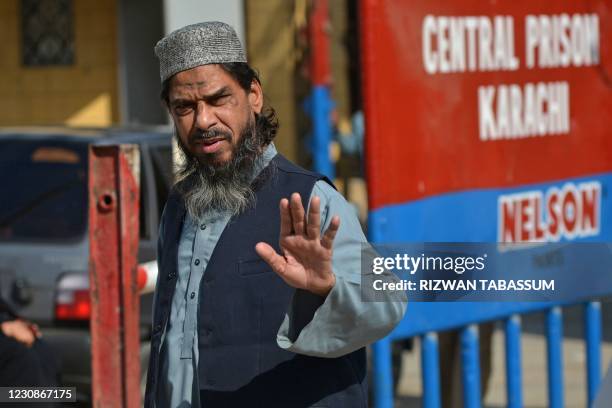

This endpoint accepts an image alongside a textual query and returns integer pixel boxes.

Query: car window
[149,144,173,220]
[0,139,88,242]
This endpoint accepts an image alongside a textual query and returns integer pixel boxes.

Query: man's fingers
[28,323,41,338]
[4,321,36,347]
[279,198,292,238]
[306,196,321,239]
[290,193,305,235]
[321,215,340,249]
[255,242,287,277]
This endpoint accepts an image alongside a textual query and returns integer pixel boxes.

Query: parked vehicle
[0,127,174,401]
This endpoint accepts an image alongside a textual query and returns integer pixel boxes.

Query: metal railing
[372,301,603,408]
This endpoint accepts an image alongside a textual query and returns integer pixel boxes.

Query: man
[0,296,60,389]
[145,21,406,408]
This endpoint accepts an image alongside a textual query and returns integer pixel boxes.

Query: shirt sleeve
[276,180,407,358]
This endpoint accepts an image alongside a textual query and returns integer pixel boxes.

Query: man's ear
[248,80,264,114]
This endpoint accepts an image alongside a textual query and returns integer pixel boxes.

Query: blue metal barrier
[372,338,394,408]
[421,332,441,408]
[461,325,482,408]
[546,307,564,408]
[504,315,523,408]
[586,302,602,406]
[372,301,604,407]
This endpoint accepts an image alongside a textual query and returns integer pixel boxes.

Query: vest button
[200,224,206,230]
[194,259,200,266]
[167,272,176,280]
[154,324,162,333]
[190,292,195,299]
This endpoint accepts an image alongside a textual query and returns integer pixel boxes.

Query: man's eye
[174,104,193,115]
[211,95,230,106]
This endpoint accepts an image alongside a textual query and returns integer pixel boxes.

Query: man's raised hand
[255,192,339,297]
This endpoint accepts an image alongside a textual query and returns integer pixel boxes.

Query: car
[0,126,174,401]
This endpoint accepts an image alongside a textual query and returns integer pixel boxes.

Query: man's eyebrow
[169,98,193,106]
[170,86,232,106]
[203,86,232,99]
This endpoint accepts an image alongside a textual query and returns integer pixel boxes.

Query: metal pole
[372,337,394,408]
[546,306,564,408]
[421,332,442,408]
[585,301,602,407]
[460,324,482,408]
[89,144,141,408]
[505,315,523,408]
[309,0,334,179]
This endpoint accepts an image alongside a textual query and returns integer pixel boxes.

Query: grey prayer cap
[154,21,247,83]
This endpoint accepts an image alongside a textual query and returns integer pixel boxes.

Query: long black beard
[175,118,266,220]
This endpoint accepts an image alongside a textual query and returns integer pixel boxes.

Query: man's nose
[195,101,217,130]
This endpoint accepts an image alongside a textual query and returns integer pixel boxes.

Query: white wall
[163,0,245,48]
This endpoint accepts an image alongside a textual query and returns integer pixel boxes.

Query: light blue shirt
[155,144,406,407]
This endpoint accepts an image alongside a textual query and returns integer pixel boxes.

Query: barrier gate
[359,0,612,407]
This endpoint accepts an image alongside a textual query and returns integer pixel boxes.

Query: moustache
[189,128,232,144]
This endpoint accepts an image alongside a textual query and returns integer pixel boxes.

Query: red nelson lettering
[581,186,598,232]
[501,199,517,243]
[533,194,545,240]
[562,189,578,234]
[519,197,530,242]
[547,191,560,237]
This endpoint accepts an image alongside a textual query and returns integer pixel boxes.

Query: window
[0,139,87,242]
[21,0,75,66]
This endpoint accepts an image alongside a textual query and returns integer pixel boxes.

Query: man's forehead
[172,79,208,90]
[169,66,234,96]
[168,83,226,102]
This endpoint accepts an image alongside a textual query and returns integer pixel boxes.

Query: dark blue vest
[145,154,367,408]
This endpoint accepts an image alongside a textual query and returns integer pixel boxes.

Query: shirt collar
[250,142,277,182]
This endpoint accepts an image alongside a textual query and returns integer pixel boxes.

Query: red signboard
[360,0,612,212]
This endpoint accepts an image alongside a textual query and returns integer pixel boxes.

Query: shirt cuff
[276,274,346,357]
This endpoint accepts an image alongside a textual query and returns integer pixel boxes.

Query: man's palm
[256,193,339,297]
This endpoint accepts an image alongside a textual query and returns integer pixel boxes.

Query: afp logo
[497,181,601,244]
